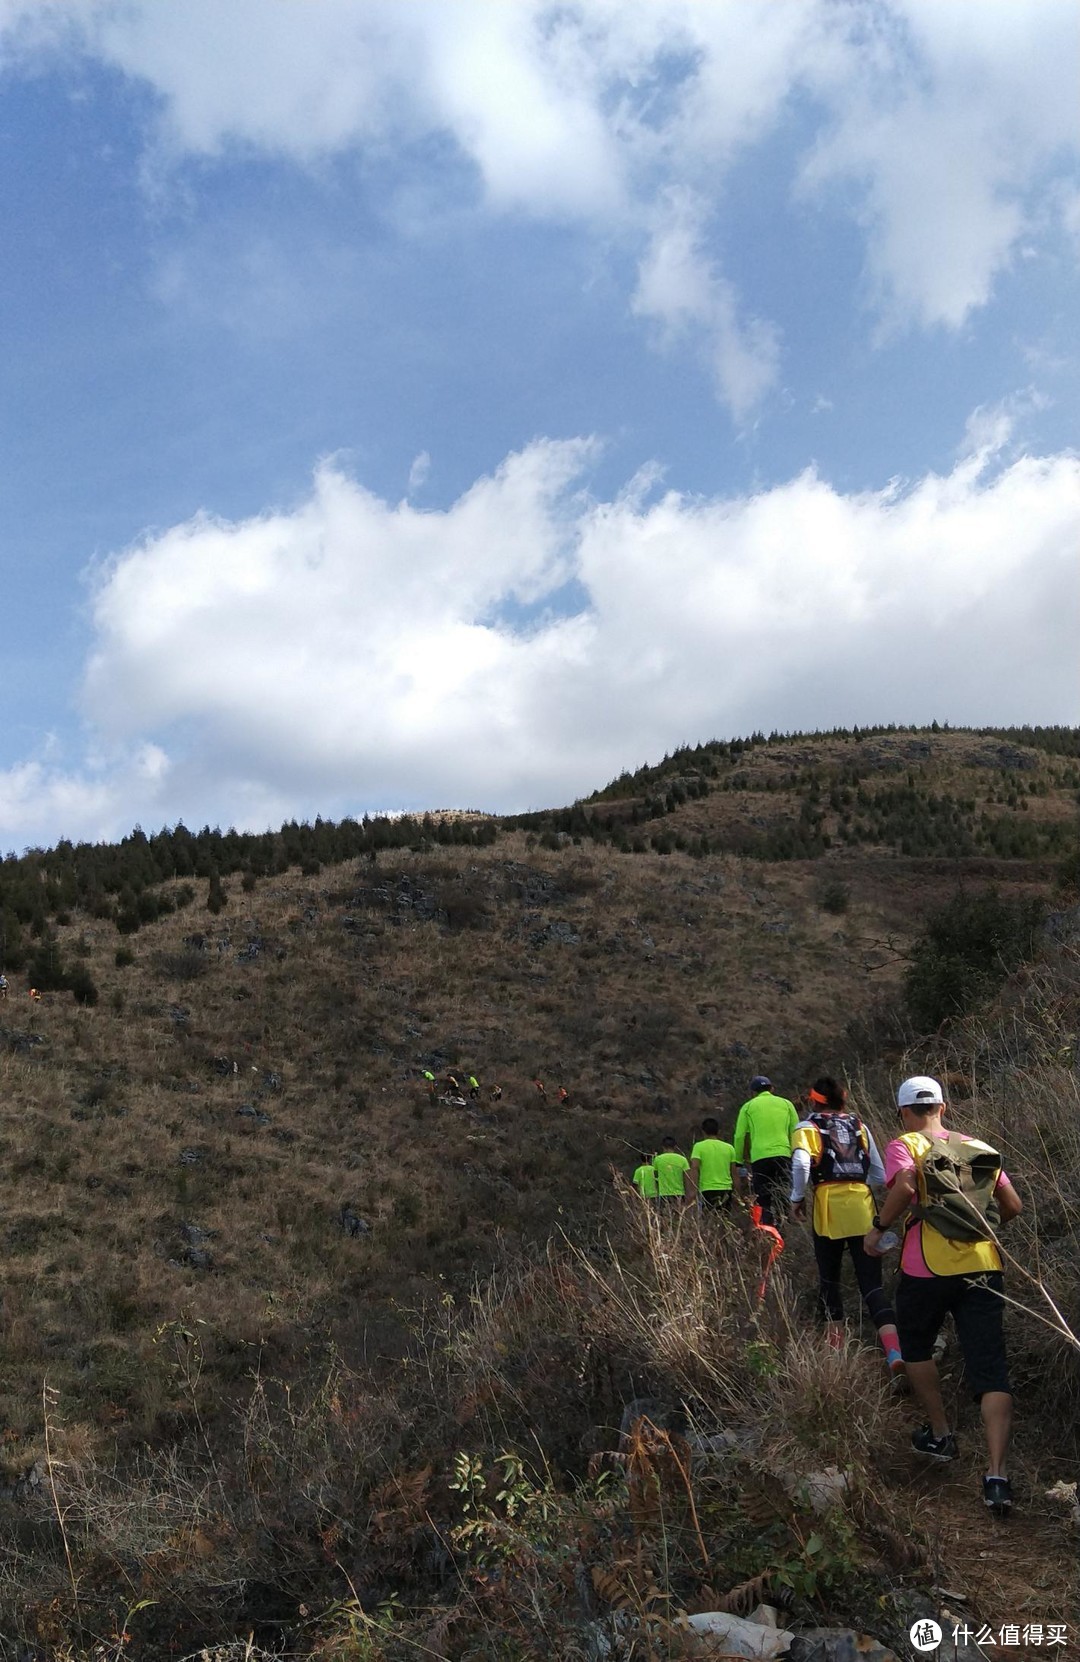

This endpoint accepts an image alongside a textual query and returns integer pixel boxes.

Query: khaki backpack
[908,1130,1002,1242]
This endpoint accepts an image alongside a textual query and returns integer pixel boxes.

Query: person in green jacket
[689,1117,740,1212]
[632,1152,658,1200]
[733,1076,797,1228]
[652,1135,690,1204]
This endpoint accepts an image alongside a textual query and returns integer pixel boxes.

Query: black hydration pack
[808,1111,870,1185]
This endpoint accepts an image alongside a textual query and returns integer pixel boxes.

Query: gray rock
[1044,905,1080,943]
[177,1147,205,1165]
[619,1397,687,1442]
[788,1631,896,1662]
[0,1461,43,1502]
[235,1104,270,1125]
[687,1427,763,1462]
[340,1205,372,1237]
[530,919,581,946]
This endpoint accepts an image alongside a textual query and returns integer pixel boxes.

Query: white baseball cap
[897,1075,944,1108]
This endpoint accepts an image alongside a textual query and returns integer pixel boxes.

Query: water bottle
[876,1229,900,1253]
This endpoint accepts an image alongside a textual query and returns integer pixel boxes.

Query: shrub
[904,888,1044,1031]
[818,879,850,915]
[67,966,99,1006]
[114,946,135,968]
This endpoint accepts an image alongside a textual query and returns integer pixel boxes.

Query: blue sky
[1,0,1078,847]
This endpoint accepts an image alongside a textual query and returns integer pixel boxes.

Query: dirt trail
[879,1428,1079,1633]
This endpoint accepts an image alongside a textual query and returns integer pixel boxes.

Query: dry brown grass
[0,764,1075,1652]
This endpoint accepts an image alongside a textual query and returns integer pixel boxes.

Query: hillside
[0,725,1077,1657]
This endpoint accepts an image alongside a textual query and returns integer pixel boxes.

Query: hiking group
[632,1072,1022,1517]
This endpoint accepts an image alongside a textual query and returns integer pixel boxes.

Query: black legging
[812,1231,895,1329]
[751,1157,790,1228]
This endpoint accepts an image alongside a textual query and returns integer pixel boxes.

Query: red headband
[807,1088,830,1105]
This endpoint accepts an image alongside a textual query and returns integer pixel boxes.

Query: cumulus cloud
[2,415,1073,847]
[3,0,1075,413]
[799,0,1080,329]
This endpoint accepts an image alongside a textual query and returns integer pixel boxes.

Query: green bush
[818,879,850,915]
[67,965,99,1006]
[904,888,1044,1031]
[114,946,135,968]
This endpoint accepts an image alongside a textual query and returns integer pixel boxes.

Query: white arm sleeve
[790,1147,812,1202]
[866,1131,886,1190]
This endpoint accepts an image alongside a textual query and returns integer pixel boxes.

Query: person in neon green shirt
[652,1135,690,1202]
[689,1117,739,1212]
[733,1075,798,1228]
[632,1153,658,1200]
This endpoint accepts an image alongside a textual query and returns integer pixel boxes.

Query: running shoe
[982,1475,1013,1516]
[911,1424,958,1462]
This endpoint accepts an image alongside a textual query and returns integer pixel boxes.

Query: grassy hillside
[0,726,1076,1656]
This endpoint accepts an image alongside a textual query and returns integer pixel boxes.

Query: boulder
[679,1610,794,1658]
[781,1465,848,1514]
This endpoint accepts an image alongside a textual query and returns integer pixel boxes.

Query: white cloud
[4,1,1075,412]
[407,451,431,494]
[632,189,780,422]
[2,417,1075,846]
[799,0,1080,329]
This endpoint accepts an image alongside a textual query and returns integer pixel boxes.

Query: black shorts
[700,1190,733,1211]
[895,1270,1010,1398]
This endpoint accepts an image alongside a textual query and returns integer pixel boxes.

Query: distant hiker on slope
[689,1117,739,1212]
[632,1152,658,1201]
[422,1069,437,1101]
[734,1076,797,1229]
[468,1074,481,1100]
[864,1075,1022,1516]
[489,1084,503,1102]
[652,1135,690,1206]
[790,1077,903,1380]
[557,1086,570,1106]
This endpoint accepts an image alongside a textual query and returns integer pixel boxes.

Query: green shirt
[632,1163,658,1199]
[652,1150,690,1197]
[733,1092,798,1162]
[690,1137,736,1191]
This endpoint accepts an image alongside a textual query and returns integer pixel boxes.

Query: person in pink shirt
[864,1075,1022,1516]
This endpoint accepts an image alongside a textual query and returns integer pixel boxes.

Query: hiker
[444,1073,460,1094]
[864,1075,1022,1515]
[490,1084,503,1102]
[689,1117,739,1212]
[28,987,41,1002]
[0,973,7,999]
[534,1078,546,1098]
[632,1152,658,1201]
[652,1135,690,1205]
[468,1075,481,1100]
[790,1077,903,1380]
[557,1086,570,1107]
[733,1075,798,1228]
[422,1069,437,1100]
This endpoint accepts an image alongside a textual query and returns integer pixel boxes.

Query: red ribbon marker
[750,1202,785,1302]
